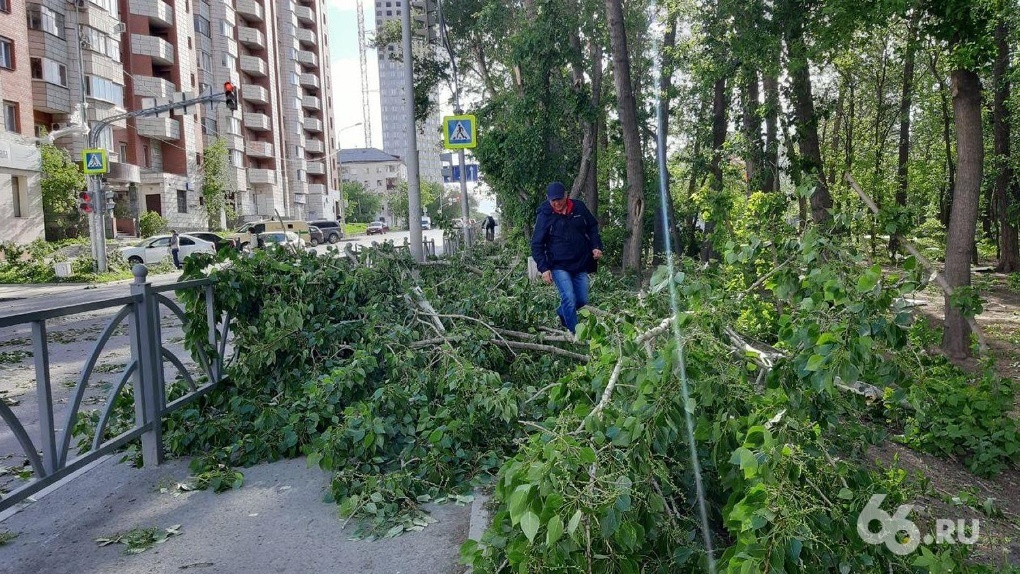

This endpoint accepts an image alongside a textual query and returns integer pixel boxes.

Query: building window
[84,76,125,107]
[82,26,121,61]
[12,177,23,217]
[30,57,67,86]
[197,50,212,70]
[194,15,211,37]
[230,150,243,167]
[143,145,151,168]
[221,53,235,68]
[177,190,188,213]
[297,169,306,182]
[220,20,232,36]
[0,37,13,70]
[0,0,9,13]
[27,4,65,38]
[89,0,119,17]
[119,142,128,160]
[3,101,18,133]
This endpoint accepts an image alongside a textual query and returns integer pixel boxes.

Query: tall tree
[40,143,87,240]
[782,2,834,225]
[606,0,646,271]
[200,138,231,230]
[652,12,681,263]
[890,12,920,258]
[992,17,1018,271]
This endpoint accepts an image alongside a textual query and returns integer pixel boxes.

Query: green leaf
[545,514,564,546]
[805,354,826,372]
[567,509,582,535]
[520,511,540,543]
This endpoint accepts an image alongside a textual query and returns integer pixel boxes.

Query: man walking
[169,230,182,269]
[530,182,603,334]
[483,215,497,241]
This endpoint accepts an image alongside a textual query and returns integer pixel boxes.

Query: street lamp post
[337,122,363,238]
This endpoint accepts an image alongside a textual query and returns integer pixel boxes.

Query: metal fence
[0,266,231,512]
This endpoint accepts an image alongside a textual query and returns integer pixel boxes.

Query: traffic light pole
[87,90,231,272]
[402,3,424,262]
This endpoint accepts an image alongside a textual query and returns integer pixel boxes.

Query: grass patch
[0,350,31,364]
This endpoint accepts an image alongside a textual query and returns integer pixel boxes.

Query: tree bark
[762,73,780,193]
[890,13,918,258]
[992,21,1018,272]
[741,67,763,193]
[702,76,728,262]
[785,15,833,226]
[652,15,679,264]
[930,52,956,226]
[606,0,646,271]
[942,68,983,359]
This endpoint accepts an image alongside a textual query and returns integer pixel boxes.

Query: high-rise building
[373,0,442,186]
[0,0,340,244]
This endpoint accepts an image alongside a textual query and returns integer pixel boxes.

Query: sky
[325,0,382,150]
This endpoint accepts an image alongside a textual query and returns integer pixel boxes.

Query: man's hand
[542,270,552,285]
[592,249,603,260]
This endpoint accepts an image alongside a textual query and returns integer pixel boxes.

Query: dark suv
[308,220,343,244]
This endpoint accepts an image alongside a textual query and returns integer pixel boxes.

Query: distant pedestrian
[530,182,603,334]
[169,230,182,269]
[483,215,497,241]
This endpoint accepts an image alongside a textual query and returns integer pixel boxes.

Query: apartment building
[0,0,339,244]
[373,0,442,186]
[339,147,405,224]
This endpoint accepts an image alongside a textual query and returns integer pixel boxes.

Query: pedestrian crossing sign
[82,149,108,175]
[443,114,477,149]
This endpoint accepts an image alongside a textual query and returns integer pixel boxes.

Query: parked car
[366,221,390,235]
[307,220,343,243]
[228,220,311,247]
[421,217,432,230]
[186,232,231,251]
[256,231,305,249]
[120,234,216,265]
[307,225,324,247]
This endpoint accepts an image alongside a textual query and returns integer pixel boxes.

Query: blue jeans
[551,269,589,333]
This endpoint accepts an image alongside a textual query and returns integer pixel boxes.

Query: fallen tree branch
[577,357,624,432]
[411,286,446,335]
[410,334,587,361]
[737,256,795,302]
[722,326,784,370]
[845,172,988,354]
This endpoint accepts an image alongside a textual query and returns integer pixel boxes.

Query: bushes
[139,211,168,238]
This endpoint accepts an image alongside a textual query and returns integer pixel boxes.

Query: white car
[257,231,305,249]
[120,234,216,265]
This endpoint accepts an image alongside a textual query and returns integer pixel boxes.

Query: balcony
[240,55,268,77]
[299,74,319,89]
[241,84,270,104]
[129,0,173,28]
[238,27,266,50]
[295,5,314,24]
[306,161,325,176]
[303,117,323,133]
[247,140,274,158]
[248,168,274,185]
[133,75,175,98]
[296,50,318,68]
[236,0,265,22]
[244,112,271,131]
[307,184,326,195]
[296,28,316,47]
[135,117,180,141]
[304,138,324,154]
[301,96,321,111]
[32,81,72,115]
[130,35,174,65]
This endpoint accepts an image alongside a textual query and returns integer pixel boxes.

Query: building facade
[373,0,442,186]
[0,0,339,244]
[339,147,405,224]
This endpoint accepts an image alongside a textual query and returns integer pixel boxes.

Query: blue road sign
[443,114,477,149]
[82,149,108,175]
[443,164,479,183]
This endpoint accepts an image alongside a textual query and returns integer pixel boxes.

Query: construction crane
[356,0,372,148]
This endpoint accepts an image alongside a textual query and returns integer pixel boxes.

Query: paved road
[313,229,450,257]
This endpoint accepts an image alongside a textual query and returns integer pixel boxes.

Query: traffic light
[78,190,95,214]
[224,82,238,111]
[104,188,116,213]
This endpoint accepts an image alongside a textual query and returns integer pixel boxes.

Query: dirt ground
[869,270,1020,568]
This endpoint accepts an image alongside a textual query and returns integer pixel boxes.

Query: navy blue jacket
[531,199,603,274]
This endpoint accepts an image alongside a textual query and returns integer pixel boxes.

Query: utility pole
[436,0,472,248]
[402,1,424,262]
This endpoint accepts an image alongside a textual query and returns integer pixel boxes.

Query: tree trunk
[741,67,763,193]
[828,75,845,188]
[869,41,890,260]
[606,0,646,271]
[930,52,956,226]
[785,15,833,225]
[567,18,599,212]
[942,68,983,360]
[992,21,1018,272]
[890,13,918,258]
[702,76,728,262]
[653,15,679,264]
[763,73,780,193]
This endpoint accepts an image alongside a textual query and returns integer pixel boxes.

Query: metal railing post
[205,284,219,382]
[31,320,57,475]
[128,265,164,466]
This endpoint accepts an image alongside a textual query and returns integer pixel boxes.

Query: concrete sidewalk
[0,455,483,574]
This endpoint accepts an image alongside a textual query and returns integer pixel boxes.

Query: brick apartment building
[0,0,339,243]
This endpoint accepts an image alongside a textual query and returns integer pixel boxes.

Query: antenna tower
[356,0,372,147]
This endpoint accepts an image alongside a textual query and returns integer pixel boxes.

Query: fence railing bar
[57,304,135,467]
[31,321,57,475]
[91,359,138,452]
[149,278,211,294]
[160,348,198,392]
[155,293,214,382]
[0,399,45,478]
[164,380,219,414]
[205,284,218,381]
[0,296,141,328]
